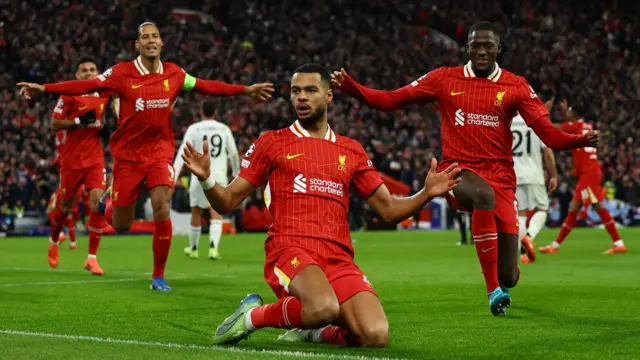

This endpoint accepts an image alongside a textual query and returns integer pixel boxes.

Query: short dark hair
[138,21,158,39]
[201,99,218,118]
[468,21,500,38]
[75,57,97,72]
[293,63,331,88]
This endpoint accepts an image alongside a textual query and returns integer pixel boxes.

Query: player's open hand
[424,158,462,198]
[181,141,211,181]
[331,68,347,88]
[548,176,558,195]
[16,82,45,100]
[245,83,274,102]
[586,130,600,148]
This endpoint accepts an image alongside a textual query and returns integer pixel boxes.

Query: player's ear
[498,43,503,53]
[135,40,139,51]
[326,88,333,103]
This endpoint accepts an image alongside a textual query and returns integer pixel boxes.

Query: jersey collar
[464,61,502,82]
[134,56,164,76]
[289,120,336,143]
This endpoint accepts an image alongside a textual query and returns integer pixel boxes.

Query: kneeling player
[180,64,460,347]
[173,99,240,260]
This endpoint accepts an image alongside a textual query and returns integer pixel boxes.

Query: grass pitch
[0,228,638,359]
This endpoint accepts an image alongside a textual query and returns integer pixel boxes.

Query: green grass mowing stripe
[0,330,406,360]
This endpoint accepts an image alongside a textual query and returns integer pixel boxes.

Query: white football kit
[174,119,240,209]
[511,114,549,211]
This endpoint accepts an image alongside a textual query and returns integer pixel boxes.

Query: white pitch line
[0,267,237,279]
[0,330,405,360]
[0,278,144,287]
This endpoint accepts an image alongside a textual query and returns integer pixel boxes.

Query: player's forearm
[194,79,245,96]
[543,148,558,179]
[51,118,78,132]
[530,117,590,150]
[204,184,242,214]
[44,78,102,95]
[382,190,431,224]
[340,75,410,112]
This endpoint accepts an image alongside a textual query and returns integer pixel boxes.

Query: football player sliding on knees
[17,22,274,291]
[332,21,599,315]
[180,63,461,347]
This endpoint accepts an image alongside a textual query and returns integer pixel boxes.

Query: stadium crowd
[1,0,639,226]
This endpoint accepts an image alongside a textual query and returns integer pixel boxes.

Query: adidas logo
[455,109,465,126]
[293,174,307,193]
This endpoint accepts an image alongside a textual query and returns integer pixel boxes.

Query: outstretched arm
[181,141,255,214]
[18,78,105,99]
[529,116,597,150]
[332,68,436,112]
[542,147,558,194]
[366,159,461,224]
[183,73,274,100]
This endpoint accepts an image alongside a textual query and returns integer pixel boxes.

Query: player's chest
[121,73,182,108]
[272,141,355,190]
[441,80,519,116]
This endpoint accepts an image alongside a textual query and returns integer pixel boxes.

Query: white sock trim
[87,254,97,259]
[245,308,256,331]
[614,239,624,247]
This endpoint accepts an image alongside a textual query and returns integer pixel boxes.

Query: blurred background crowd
[1,0,639,229]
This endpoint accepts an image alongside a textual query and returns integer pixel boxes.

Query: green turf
[0,228,638,359]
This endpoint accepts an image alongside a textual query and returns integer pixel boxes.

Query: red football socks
[472,209,500,293]
[597,208,622,242]
[87,211,105,256]
[66,217,76,243]
[50,208,66,243]
[249,296,303,329]
[320,326,359,346]
[555,210,577,245]
[152,220,172,278]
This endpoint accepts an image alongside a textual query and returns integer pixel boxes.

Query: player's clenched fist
[586,130,599,148]
[16,82,45,99]
[331,68,347,87]
[181,141,211,181]
[424,158,462,198]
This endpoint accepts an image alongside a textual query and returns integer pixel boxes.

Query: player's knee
[112,218,132,232]
[152,203,171,221]
[359,321,389,348]
[305,297,340,325]
[473,185,495,209]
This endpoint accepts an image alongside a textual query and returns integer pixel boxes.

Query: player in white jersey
[173,100,240,260]
[511,114,557,263]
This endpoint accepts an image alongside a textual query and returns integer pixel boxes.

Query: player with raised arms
[331,21,599,315]
[173,99,240,260]
[17,22,274,291]
[180,63,461,347]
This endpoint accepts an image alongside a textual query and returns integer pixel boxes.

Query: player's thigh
[337,291,388,347]
[88,188,105,212]
[112,159,145,208]
[493,186,519,236]
[189,181,210,210]
[451,170,495,210]
[265,247,338,309]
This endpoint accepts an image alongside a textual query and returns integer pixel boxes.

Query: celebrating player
[17,22,274,291]
[179,64,460,347]
[331,21,599,315]
[46,57,109,274]
[511,113,558,264]
[539,100,626,254]
[173,99,240,260]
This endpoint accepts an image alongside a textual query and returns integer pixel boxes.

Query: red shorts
[60,165,106,201]
[573,170,604,205]
[112,158,175,207]
[264,246,376,304]
[445,183,519,235]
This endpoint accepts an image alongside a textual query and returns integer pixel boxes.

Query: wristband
[74,117,81,125]
[199,173,216,191]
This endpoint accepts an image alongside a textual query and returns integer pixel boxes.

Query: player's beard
[297,106,326,126]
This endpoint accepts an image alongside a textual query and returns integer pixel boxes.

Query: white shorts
[189,174,228,209]
[516,184,548,211]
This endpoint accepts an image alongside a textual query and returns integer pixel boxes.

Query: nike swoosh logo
[451,91,465,96]
[286,153,303,160]
[482,247,496,253]
[78,106,87,110]
[131,84,143,89]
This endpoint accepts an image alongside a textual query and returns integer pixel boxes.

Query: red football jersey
[239,121,384,257]
[403,62,549,187]
[52,94,108,170]
[561,120,600,176]
[95,56,188,162]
